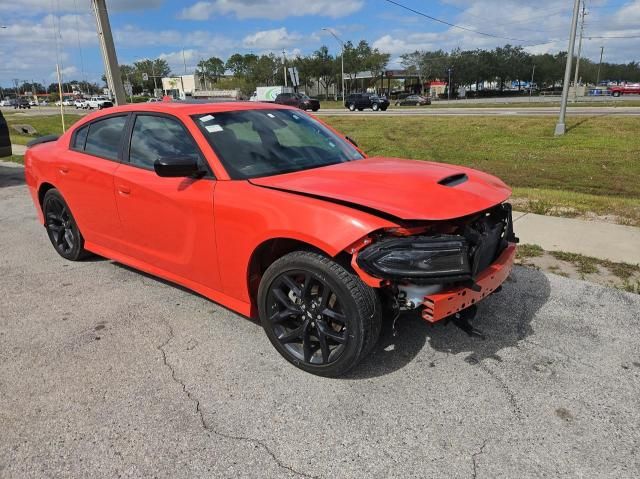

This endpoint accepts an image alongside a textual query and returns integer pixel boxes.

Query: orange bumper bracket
[422,243,517,323]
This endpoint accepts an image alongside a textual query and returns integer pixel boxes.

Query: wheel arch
[246,236,353,316]
[38,182,57,209]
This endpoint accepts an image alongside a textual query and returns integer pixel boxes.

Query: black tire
[312,107,319,112]
[258,251,381,377]
[372,103,379,111]
[380,106,388,111]
[43,189,89,261]
[612,91,621,97]
[349,103,356,111]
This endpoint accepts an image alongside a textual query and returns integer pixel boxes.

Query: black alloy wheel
[258,251,381,377]
[43,189,88,261]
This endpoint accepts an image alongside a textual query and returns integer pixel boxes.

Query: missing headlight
[356,235,471,282]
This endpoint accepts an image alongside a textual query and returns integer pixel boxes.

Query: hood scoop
[438,173,468,187]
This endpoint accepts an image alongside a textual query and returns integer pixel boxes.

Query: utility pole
[596,46,604,86]
[447,67,452,103]
[554,0,581,136]
[572,1,587,101]
[282,50,287,87]
[529,64,536,101]
[91,0,126,105]
[56,64,66,133]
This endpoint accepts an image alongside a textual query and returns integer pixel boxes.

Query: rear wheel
[612,91,621,97]
[372,103,379,111]
[258,251,381,377]
[349,103,356,111]
[43,189,89,261]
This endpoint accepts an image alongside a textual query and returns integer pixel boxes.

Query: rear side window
[72,124,89,150]
[129,114,201,170]
[84,116,127,160]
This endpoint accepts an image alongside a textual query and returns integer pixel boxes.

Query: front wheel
[612,91,621,97]
[43,189,89,261]
[372,103,379,111]
[258,251,381,377]
[349,103,356,111]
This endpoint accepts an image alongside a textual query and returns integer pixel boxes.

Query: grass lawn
[322,115,640,225]
[5,114,83,145]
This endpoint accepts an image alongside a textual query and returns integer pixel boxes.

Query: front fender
[214,180,397,302]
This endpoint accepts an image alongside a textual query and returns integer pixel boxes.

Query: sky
[0,0,638,88]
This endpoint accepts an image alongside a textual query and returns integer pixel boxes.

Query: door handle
[117,185,131,195]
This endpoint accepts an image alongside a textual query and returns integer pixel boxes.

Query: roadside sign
[142,73,149,81]
[124,81,133,96]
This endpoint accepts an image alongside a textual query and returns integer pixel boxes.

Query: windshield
[193,109,364,179]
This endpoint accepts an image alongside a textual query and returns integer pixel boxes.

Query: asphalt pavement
[1,166,639,478]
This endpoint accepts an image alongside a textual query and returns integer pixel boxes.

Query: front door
[112,113,220,290]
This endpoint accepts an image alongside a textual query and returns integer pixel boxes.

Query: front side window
[129,114,201,170]
[193,109,363,179]
[84,116,127,160]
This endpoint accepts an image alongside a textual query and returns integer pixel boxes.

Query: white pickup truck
[85,96,114,110]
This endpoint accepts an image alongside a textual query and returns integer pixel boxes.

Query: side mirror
[345,136,358,148]
[154,157,203,178]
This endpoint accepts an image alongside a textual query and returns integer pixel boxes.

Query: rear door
[112,112,220,290]
[54,114,127,249]
[0,111,11,157]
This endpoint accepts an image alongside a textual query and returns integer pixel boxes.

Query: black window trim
[68,112,131,163]
[123,111,215,180]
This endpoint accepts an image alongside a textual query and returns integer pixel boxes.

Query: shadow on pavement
[0,164,25,188]
[346,266,551,379]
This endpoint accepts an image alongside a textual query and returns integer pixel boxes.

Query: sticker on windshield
[199,115,215,122]
[205,124,223,133]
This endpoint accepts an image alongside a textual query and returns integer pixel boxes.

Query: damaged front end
[350,203,518,323]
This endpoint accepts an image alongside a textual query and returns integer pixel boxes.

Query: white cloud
[178,0,363,20]
[0,0,163,14]
[243,28,302,49]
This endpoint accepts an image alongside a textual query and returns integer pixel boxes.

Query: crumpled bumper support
[422,243,517,323]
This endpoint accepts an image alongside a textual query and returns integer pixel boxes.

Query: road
[3,105,640,119]
[315,106,640,116]
[1,163,639,478]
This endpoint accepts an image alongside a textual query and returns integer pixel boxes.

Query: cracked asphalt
[1,163,639,478]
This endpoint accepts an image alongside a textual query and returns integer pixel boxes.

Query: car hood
[250,157,511,220]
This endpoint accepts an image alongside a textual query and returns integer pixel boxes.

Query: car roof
[88,101,296,116]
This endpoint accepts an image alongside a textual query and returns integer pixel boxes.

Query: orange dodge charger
[25,102,517,377]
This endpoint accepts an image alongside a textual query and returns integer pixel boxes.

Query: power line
[382,0,556,46]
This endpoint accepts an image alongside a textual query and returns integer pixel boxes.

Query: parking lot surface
[1,168,639,478]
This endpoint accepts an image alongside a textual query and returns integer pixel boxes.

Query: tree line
[2,41,638,100]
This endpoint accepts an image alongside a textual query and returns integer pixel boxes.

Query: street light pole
[572,1,587,101]
[529,64,536,101]
[596,46,604,86]
[554,0,581,136]
[323,28,346,101]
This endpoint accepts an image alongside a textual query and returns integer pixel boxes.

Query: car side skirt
[84,240,253,317]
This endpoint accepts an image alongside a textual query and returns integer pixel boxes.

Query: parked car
[86,96,113,110]
[24,102,517,377]
[274,92,320,111]
[74,99,88,109]
[0,110,11,157]
[609,84,640,97]
[29,100,38,106]
[147,97,162,103]
[345,93,390,111]
[0,99,16,107]
[395,94,431,106]
[55,99,74,107]
[14,98,31,109]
